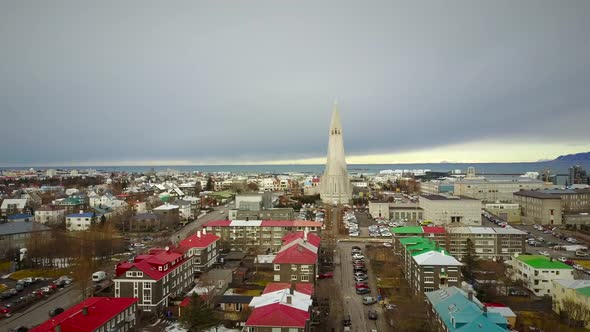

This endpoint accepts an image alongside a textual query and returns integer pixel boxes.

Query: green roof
[391,226,423,234]
[576,286,590,298]
[516,255,573,269]
[399,236,429,246]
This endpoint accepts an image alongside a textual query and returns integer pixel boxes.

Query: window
[425,287,434,292]
[126,271,144,278]
[272,328,281,332]
[301,275,309,282]
[274,275,280,281]
[274,264,281,271]
[424,276,434,283]
[291,264,298,271]
[291,275,298,281]
[448,277,458,282]
[144,282,151,289]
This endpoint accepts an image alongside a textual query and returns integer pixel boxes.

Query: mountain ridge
[554,152,590,161]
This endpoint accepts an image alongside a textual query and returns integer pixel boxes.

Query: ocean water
[3,161,590,175]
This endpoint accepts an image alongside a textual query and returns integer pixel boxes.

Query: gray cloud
[1,0,590,165]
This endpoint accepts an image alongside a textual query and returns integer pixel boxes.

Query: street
[335,242,389,332]
[169,204,227,243]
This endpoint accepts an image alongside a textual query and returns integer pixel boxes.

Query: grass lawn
[0,261,12,272]
[9,267,74,280]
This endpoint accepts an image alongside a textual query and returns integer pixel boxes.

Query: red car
[355,283,369,289]
[317,272,334,279]
[0,306,11,318]
[565,260,575,266]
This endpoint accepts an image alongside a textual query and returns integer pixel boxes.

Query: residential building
[131,201,147,214]
[129,213,162,232]
[30,297,139,332]
[399,237,462,295]
[425,287,508,332]
[235,192,273,211]
[245,287,313,332]
[55,196,88,215]
[235,208,295,221]
[7,214,34,222]
[420,194,481,225]
[484,203,521,223]
[272,231,320,284]
[114,231,219,312]
[552,279,590,328]
[0,221,52,257]
[34,205,66,225]
[1,198,28,218]
[514,189,590,225]
[66,212,97,231]
[204,220,322,253]
[153,203,180,228]
[508,254,574,296]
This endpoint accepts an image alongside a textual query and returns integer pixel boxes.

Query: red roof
[30,297,138,332]
[484,302,507,307]
[245,303,309,328]
[422,226,446,234]
[293,221,323,227]
[273,244,317,264]
[263,283,314,296]
[116,247,188,280]
[282,231,321,248]
[178,232,220,249]
[203,220,232,227]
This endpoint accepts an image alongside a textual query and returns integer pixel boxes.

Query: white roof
[446,227,472,234]
[153,204,179,210]
[249,288,312,312]
[468,227,496,234]
[486,306,516,318]
[1,199,28,209]
[413,251,462,266]
[230,220,263,227]
[553,279,590,289]
[493,227,527,235]
[279,239,318,254]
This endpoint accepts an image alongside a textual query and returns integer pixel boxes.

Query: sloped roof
[392,226,423,234]
[273,244,317,264]
[30,297,138,332]
[249,288,312,311]
[178,232,220,249]
[413,251,462,266]
[203,220,232,227]
[1,198,28,209]
[245,303,310,328]
[262,283,314,296]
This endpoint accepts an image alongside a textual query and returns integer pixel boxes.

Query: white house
[34,205,66,225]
[508,254,574,296]
[66,212,97,231]
[1,198,28,218]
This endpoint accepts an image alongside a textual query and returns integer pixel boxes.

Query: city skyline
[2,1,590,166]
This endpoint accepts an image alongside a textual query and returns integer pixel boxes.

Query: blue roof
[67,212,96,218]
[7,214,33,220]
[425,287,507,332]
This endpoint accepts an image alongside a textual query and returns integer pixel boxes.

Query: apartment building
[30,297,139,332]
[420,194,482,225]
[204,220,322,253]
[55,196,88,215]
[129,213,162,232]
[453,175,555,203]
[392,226,526,260]
[114,231,219,312]
[399,237,462,295]
[514,189,590,225]
[484,203,521,223]
[66,212,96,231]
[0,198,28,218]
[425,287,508,332]
[272,231,320,284]
[508,254,574,297]
[34,205,66,225]
[153,203,180,228]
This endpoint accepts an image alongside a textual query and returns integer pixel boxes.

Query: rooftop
[392,226,423,234]
[30,297,138,332]
[421,194,478,201]
[178,232,220,249]
[516,255,573,270]
[273,243,317,264]
[0,221,51,236]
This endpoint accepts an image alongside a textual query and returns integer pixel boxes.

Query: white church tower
[320,101,352,204]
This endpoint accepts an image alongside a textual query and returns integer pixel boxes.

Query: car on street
[355,283,369,289]
[352,254,364,260]
[573,264,585,271]
[49,307,65,317]
[558,257,567,263]
[356,288,371,295]
[565,260,575,266]
[342,314,351,326]
[539,251,550,256]
[362,296,377,305]
[368,309,378,320]
[383,242,392,247]
[317,272,334,279]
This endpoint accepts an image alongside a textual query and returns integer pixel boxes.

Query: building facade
[420,194,482,225]
[34,205,66,225]
[272,231,320,285]
[0,221,52,257]
[508,254,574,296]
[484,203,521,223]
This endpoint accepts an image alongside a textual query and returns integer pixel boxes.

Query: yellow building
[552,279,590,328]
[485,203,521,223]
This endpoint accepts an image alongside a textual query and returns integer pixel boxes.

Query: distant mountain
[554,152,590,161]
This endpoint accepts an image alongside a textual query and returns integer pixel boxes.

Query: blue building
[425,287,508,331]
[7,214,34,223]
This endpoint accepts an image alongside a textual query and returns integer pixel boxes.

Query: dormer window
[158,266,163,271]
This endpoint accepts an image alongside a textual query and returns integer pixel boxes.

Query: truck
[92,271,107,283]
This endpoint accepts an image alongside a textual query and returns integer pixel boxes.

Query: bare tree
[559,298,590,328]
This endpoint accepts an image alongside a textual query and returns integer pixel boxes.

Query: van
[92,271,107,283]
[576,249,589,257]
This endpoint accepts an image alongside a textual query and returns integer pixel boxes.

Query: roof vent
[82,306,88,316]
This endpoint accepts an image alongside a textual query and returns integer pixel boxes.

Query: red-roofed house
[114,230,219,312]
[204,220,322,253]
[263,283,314,296]
[245,287,313,332]
[30,297,138,332]
[272,230,319,285]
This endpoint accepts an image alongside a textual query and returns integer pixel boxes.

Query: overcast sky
[1,0,590,166]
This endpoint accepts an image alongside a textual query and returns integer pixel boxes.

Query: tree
[461,238,479,282]
[205,177,214,191]
[100,215,107,225]
[246,182,259,192]
[559,298,590,328]
[179,293,218,332]
[194,181,202,195]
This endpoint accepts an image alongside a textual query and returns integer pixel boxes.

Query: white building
[508,254,574,297]
[420,194,482,225]
[34,205,66,225]
[66,212,96,231]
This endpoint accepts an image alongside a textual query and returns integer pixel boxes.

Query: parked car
[92,271,107,282]
[573,264,585,271]
[356,288,371,295]
[48,307,64,317]
[539,251,549,256]
[383,242,392,248]
[342,314,351,326]
[355,283,369,289]
[317,272,334,279]
[368,309,378,320]
[362,296,377,305]
[508,289,528,297]
[565,260,575,266]
[558,257,567,263]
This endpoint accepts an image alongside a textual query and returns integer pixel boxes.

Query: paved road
[169,204,227,243]
[336,242,388,332]
[2,285,82,330]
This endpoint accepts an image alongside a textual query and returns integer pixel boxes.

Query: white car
[539,251,550,256]
[353,254,364,260]
[558,257,567,263]
[573,264,585,271]
[383,242,392,248]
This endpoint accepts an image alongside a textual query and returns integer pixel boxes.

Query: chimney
[286,295,292,305]
[468,291,473,302]
[82,306,88,316]
[304,227,308,242]
[197,230,201,238]
[202,228,207,235]
[55,325,62,332]
[80,210,84,214]
[483,305,488,315]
